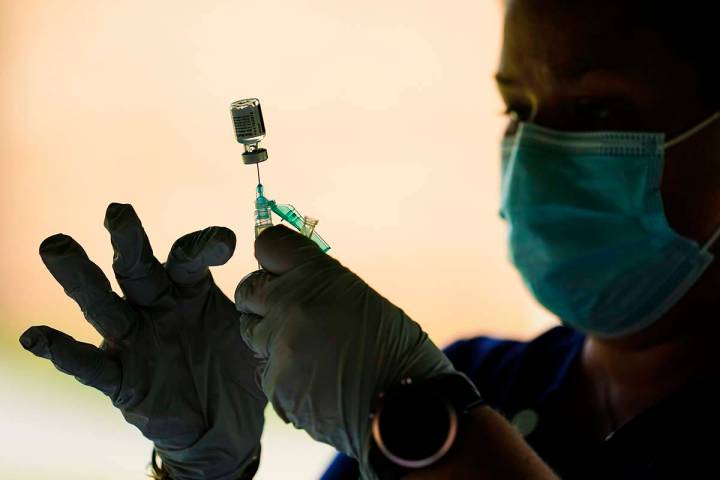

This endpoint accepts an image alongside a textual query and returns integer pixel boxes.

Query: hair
[512,0,720,107]
[639,3,720,107]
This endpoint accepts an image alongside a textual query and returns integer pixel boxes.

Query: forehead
[499,0,667,84]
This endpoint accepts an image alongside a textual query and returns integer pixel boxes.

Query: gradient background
[0,1,556,477]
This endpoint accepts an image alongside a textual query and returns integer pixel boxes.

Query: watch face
[373,389,458,468]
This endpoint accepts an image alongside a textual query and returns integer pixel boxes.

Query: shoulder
[443,326,585,412]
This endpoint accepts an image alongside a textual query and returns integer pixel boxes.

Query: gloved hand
[234,225,468,477]
[19,203,266,480]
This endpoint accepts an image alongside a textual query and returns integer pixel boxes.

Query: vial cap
[242,149,268,165]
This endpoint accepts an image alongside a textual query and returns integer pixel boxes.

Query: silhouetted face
[496,0,720,248]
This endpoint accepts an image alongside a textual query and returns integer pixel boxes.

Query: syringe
[230,98,331,259]
[254,184,273,238]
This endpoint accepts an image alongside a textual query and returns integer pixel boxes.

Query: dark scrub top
[321,326,720,479]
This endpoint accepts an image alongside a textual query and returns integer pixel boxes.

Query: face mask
[500,112,720,338]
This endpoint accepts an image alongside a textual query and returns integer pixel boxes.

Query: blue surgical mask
[500,112,720,338]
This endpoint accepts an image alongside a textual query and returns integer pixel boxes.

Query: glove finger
[165,226,236,285]
[104,203,172,307]
[19,325,121,398]
[234,269,276,317]
[238,311,270,357]
[39,234,138,340]
[254,224,325,275]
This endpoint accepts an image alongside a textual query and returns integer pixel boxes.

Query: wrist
[152,445,261,480]
[367,373,484,479]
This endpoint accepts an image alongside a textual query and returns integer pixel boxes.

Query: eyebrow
[494,64,625,89]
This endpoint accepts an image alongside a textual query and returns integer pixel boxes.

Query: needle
[256,163,261,185]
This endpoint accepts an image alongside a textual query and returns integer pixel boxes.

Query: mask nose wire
[664,111,720,149]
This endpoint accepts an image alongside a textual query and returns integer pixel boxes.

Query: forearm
[405,406,558,480]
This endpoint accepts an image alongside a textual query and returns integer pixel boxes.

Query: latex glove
[234,225,466,477]
[19,204,266,480]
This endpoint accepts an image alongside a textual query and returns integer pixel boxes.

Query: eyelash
[500,107,529,121]
[501,101,621,122]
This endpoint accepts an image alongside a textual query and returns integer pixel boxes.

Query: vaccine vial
[230,98,268,164]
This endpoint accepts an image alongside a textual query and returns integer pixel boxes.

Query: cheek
[661,117,720,194]
[662,191,720,244]
[661,129,720,244]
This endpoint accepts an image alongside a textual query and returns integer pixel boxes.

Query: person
[320,0,720,477]
[19,0,720,478]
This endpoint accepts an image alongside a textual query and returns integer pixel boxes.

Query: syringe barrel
[255,187,273,238]
[254,207,273,238]
[255,222,272,238]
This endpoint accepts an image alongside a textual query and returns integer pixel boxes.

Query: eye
[569,97,634,129]
[573,99,612,119]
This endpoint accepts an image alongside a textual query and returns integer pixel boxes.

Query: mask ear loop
[702,223,720,253]
[662,111,720,254]
[664,112,720,149]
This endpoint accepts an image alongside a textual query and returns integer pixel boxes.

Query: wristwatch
[368,373,485,478]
